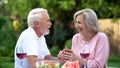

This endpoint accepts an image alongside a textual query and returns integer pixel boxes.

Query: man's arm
[45,55,57,60]
[45,55,65,64]
[27,55,58,68]
[27,55,39,68]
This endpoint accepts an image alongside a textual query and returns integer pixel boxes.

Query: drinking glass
[80,44,90,68]
[16,45,26,68]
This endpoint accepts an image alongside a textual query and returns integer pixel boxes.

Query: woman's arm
[86,34,110,68]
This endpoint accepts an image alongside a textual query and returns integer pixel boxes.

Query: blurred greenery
[0,57,14,68]
[0,0,120,67]
[50,45,60,57]
[108,56,120,67]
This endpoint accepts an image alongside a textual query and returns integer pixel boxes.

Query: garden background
[0,0,120,68]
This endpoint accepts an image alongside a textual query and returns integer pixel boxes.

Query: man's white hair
[74,8,99,32]
[27,8,48,27]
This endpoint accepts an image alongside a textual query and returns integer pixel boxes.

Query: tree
[0,0,120,51]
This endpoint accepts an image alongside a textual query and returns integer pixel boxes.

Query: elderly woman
[58,8,110,68]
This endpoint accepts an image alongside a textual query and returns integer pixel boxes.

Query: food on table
[36,60,59,68]
[62,60,80,68]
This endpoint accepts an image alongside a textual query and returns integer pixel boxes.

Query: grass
[0,57,14,68]
[108,62,120,67]
[0,56,120,68]
[108,56,120,67]
[0,62,14,68]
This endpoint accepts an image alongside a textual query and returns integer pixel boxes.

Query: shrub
[50,45,61,57]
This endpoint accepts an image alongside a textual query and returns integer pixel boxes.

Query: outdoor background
[0,0,120,68]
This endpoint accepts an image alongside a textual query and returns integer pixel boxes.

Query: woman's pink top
[71,32,110,68]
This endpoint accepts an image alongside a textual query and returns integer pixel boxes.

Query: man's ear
[34,20,39,26]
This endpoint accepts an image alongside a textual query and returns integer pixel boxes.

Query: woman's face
[75,14,88,35]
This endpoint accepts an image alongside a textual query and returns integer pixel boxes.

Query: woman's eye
[75,21,81,24]
[78,21,81,24]
[77,21,81,24]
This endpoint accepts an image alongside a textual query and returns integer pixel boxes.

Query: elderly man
[14,8,58,68]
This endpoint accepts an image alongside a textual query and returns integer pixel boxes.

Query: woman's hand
[58,51,64,59]
[58,47,79,62]
[58,47,77,61]
[57,50,66,64]
[58,47,87,65]
[57,47,70,59]
[62,49,77,61]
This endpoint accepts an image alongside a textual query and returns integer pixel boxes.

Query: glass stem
[21,60,23,68]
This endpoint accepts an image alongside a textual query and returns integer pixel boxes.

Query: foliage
[0,0,120,58]
[0,16,6,29]
[77,0,120,18]
[49,45,60,57]
[4,0,31,19]
[52,21,67,48]
[0,17,16,57]
[64,39,72,49]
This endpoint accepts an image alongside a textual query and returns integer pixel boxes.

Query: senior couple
[14,8,109,68]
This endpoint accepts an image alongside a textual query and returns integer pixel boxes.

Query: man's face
[38,12,52,35]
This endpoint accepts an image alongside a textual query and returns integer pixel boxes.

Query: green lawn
[108,56,120,67]
[0,62,14,68]
[108,62,120,67]
[0,57,14,68]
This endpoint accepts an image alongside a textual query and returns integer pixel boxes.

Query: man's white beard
[44,31,49,35]
[42,29,49,36]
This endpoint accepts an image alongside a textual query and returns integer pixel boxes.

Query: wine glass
[16,45,26,68]
[80,44,90,68]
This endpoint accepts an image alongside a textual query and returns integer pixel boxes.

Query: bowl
[36,60,60,68]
